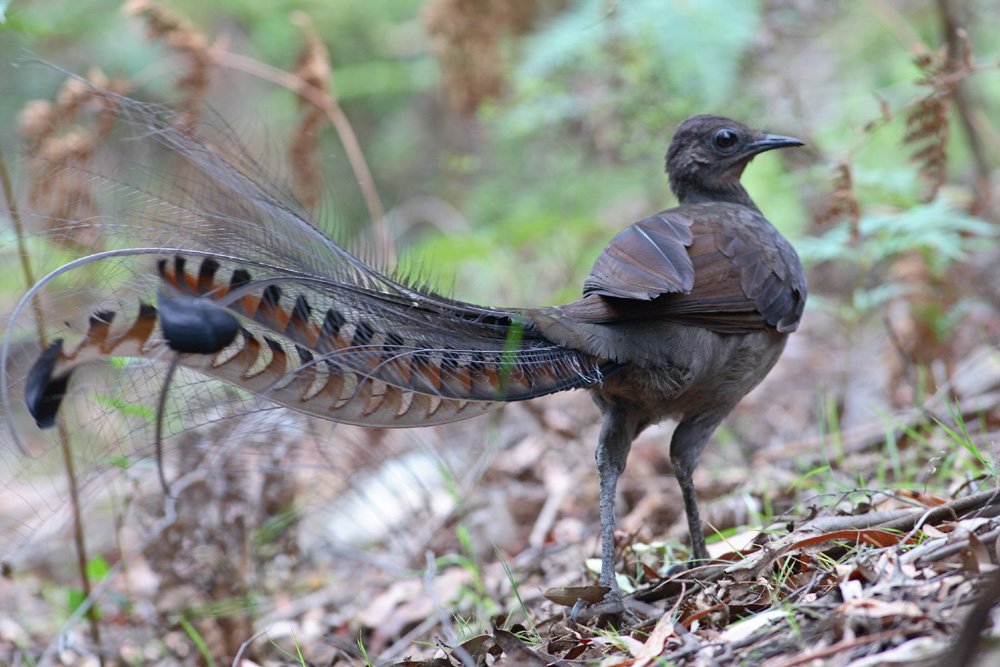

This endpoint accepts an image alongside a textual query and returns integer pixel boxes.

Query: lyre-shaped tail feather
[157,255,607,398]
[24,253,609,430]
[25,300,494,429]
[8,79,609,435]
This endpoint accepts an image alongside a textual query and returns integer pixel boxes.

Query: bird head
[665,115,803,206]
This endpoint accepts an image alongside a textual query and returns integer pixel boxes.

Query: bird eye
[713,129,739,152]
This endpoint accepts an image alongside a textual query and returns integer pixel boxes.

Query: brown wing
[583,211,695,299]
[566,204,806,335]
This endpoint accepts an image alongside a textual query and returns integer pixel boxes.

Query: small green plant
[251,505,299,554]
[811,391,845,474]
[93,394,157,422]
[432,458,499,637]
[788,465,833,492]
[495,546,537,638]
[66,555,110,620]
[784,604,803,644]
[935,400,998,478]
[770,555,799,593]
[177,615,217,667]
[356,633,374,667]
[268,630,309,667]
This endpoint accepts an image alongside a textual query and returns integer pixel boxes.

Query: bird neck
[671,176,760,211]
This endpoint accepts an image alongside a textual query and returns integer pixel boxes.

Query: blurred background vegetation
[3,0,995,313]
[3,1,1000,663]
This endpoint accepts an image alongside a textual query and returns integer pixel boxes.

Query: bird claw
[569,592,622,620]
[663,558,705,578]
[569,590,640,626]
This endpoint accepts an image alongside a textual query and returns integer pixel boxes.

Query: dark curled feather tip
[157,291,240,354]
[25,339,69,429]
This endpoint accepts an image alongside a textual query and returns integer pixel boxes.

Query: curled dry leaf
[543,585,610,607]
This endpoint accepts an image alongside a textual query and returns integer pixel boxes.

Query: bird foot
[544,585,641,625]
[569,590,623,620]
[663,558,705,578]
[569,590,641,626]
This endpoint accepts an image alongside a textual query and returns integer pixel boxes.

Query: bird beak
[748,133,805,155]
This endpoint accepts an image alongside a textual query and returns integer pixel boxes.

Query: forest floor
[4,280,1000,666]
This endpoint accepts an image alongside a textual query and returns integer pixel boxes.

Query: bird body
[523,121,806,605]
[8,91,805,618]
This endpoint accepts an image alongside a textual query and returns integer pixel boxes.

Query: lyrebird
[10,87,805,617]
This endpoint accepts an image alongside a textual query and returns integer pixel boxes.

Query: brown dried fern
[124,0,212,131]
[819,162,861,241]
[424,0,542,116]
[17,70,122,251]
[884,251,957,407]
[904,49,958,202]
[288,12,331,213]
[123,4,389,248]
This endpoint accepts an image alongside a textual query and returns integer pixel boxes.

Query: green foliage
[435,536,500,637]
[429,456,501,638]
[65,587,92,619]
[252,506,299,554]
[177,594,260,621]
[503,0,762,148]
[788,465,833,492]
[66,556,110,619]
[742,156,809,237]
[798,197,994,319]
[402,210,612,304]
[332,59,436,100]
[92,395,157,422]
[935,400,998,478]
[86,555,111,581]
[801,198,993,272]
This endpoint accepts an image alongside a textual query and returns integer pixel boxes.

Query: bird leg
[670,417,722,563]
[573,406,636,619]
[672,456,709,562]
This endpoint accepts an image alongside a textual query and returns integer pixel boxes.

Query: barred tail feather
[24,300,496,430]
[25,253,608,431]
[155,254,608,403]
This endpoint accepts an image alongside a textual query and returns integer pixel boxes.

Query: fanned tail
[25,253,607,430]
[6,76,608,434]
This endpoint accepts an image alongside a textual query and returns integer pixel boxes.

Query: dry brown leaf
[492,628,566,666]
[631,612,676,665]
[787,528,908,552]
[544,585,610,607]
